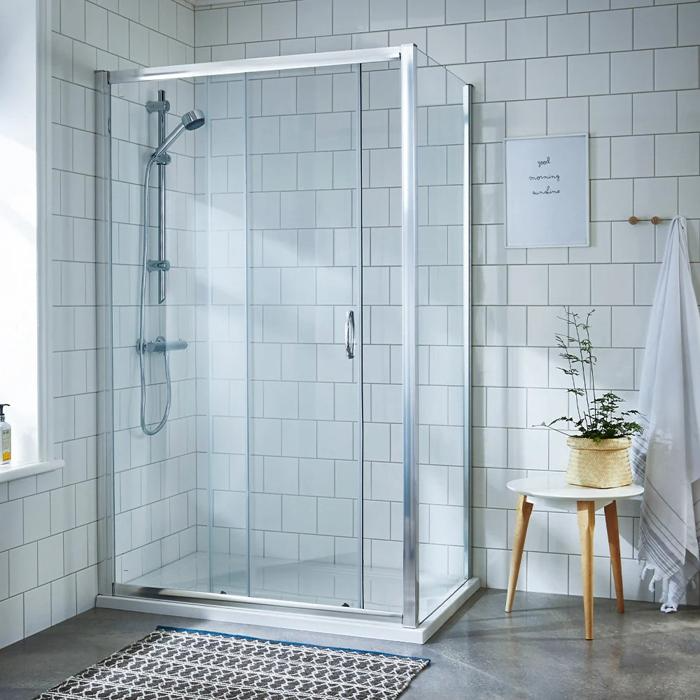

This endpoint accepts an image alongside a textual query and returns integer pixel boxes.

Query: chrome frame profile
[95,70,115,597]
[108,47,401,84]
[463,84,474,582]
[400,44,419,629]
[96,45,475,633]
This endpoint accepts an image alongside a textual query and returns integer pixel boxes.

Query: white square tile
[592,263,634,305]
[333,0,369,33]
[407,0,445,27]
[591,10,632,52]
[568,0,608,10]
[526,57,567,99]
[679,2,700,47]
[370,0,407,30]
[486,387,527,428]
[485,61,525,102]
[297,0,332,37]
[610,50,653,93]
[447,0,484,21]
[297,75,332,114]
[505,100,546,137]
[23,492,51,543]
[487,0,525,20]
[680,177,700,219]
[527,0,566,14]
[610,311,649,354]
[632,91,676,135]
[590,137,611,179]
[611,135,654,178]
[262,2,296,40]
[427,23,465,65]
[591,179,633,221]
[508,265,548,305]
[196,9,227,46]
[590,95,632,137]
[656,134,700,177]
[85,3,108,47]
[547,97,589,135]
[38,534,64,585]
[549,264,590,305]
[0,596,23,648]
[508,347,549,387]
[262,77,296,116]
[547,13,588,56]
[228,5,261,43]
[507,17,546,59]
[10,543,37,596]
[473,507,507,549]
[633,5,676,49]
[51,574,77,624]
[678,90,700,134]
[467,21,505,63]
[61,0,85,40]
[24,583,52,637]
[568,54,610,97]
[655,48,699,91]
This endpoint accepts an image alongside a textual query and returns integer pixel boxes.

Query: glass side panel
[360,57,404,613]
[415,52,469,622]
[245,65,363,606]
[110,78,203,590]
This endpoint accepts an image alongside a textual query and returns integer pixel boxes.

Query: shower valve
[147,259,171,272]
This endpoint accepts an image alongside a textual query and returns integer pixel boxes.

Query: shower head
[152,109,206,160]
[182,109,205,130]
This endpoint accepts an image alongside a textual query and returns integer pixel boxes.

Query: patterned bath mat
[35,625,430,699]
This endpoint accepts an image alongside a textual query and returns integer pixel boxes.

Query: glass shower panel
[200,74,249,597]
[110,78,201,591]
[246,66,363,606]
[416,55,469,621]
[360,58,404,613]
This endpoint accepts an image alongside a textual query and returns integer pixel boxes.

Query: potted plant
[541,308,643,488]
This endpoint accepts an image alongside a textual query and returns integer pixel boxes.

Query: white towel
[631,215,700,612]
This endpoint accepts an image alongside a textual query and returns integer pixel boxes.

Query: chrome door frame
[96,45,474,630]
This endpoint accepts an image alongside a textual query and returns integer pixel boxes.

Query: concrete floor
[1,590,699,699]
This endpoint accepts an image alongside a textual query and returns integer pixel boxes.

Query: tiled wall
[0,0,196,650]
[4,0,700,652]
[193,0,700,604]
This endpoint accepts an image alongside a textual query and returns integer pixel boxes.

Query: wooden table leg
[577,500,595,640]
[604,500,625,614]
[505,495,533,613]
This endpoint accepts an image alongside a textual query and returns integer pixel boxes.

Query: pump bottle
[0,404,11,464]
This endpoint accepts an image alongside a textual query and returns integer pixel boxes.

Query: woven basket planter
[566,437,633,488]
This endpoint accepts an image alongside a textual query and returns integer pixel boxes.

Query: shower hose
[138,156,172,436]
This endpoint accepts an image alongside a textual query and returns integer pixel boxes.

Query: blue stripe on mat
[155,625,431,665]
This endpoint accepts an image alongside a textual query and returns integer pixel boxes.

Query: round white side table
[505,474,644,640]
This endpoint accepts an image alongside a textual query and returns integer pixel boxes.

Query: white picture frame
[504,133,589,249]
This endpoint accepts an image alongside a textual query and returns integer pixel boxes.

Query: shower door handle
[345,310,355,360]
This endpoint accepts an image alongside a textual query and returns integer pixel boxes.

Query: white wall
[193,0,700,604]
[3,0,700,651]
[0,1,39,465]
[0,0,196,650]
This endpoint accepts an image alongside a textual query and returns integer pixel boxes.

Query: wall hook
[628,216,663,225]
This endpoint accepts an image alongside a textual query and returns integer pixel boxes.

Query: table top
[507,474,644,501]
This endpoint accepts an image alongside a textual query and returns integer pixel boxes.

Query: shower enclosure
[95,45,475,642]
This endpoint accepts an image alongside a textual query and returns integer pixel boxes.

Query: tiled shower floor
[124,552,459,615]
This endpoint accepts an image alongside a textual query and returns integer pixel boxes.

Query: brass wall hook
[628,216,663,225]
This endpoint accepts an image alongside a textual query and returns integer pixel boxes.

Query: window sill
[0,459,64,484]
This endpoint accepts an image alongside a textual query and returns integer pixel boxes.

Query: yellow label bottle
[0,404,11,464]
